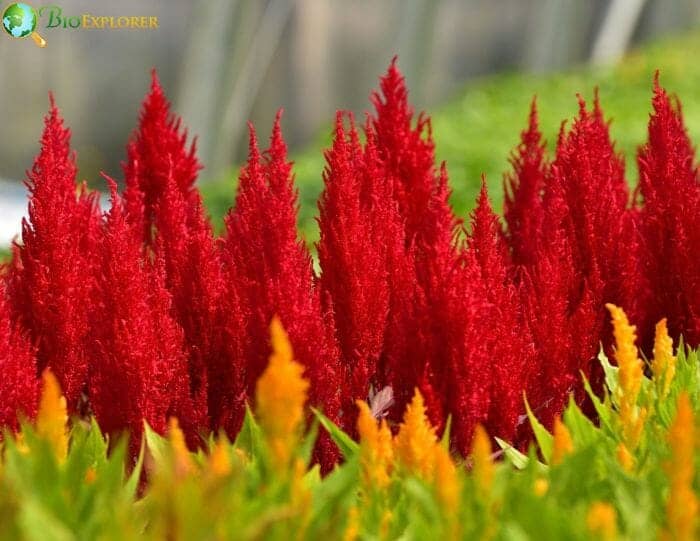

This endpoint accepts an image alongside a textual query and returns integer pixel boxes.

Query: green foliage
[200,30,700,244]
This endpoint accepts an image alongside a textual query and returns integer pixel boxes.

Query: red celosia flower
[90,180,196,453]
[467,184,536,444]
[123,70,201,244]
[551,94,629,291]
[152,177,222,435]
[369,58,444,246]
[637,75,700,347]
[504,98,547,268]
[221,114,341,468]
[7,96,100,413]
[0,280,39,432]
[317,114,402,433]
[365,60,463,435]
[124,73,223,437]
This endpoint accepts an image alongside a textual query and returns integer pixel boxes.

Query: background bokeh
[1,0,700,246]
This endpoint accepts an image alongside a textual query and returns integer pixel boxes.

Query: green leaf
[598,348,620,399]
[311,408,359,459]
[124,436,145,499]
[495,437,529,470]
[524,395,553,463]
[143,422,168,467]
[19,498,75,541]
[581,372,614,433]
[233,405,265,457]
[562,395,599,446]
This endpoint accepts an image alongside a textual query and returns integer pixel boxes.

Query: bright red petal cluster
[2,63,699,466]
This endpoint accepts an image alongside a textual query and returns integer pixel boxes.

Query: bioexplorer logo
[2,3,159,47]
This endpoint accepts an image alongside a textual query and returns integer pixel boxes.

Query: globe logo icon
[2,3,46,46]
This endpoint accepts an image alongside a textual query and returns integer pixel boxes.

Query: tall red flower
[0,280,39,432]
[7,96,100,413]
[221,114,341,467]
[124,72,223,435]
[552,94,634,303]
[467,184,535,444]
[369,58,446,247]
[153,178,222,434]
[365,60,463,434]
[90,180,196,453]
[317,114,402,433]
[637,75,700,346]
[123,70,201,244]
[504,98,547,267]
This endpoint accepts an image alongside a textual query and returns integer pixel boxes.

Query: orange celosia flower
[551,416,574,465]
[167,417,194,478]
[606,304,647,450]
[356,400,393,489]
[586,501,617,541]
[652,318,676,399]
[35,369,68,462]
[663,392,697,541]
[255,316,310,471]
[343,505,360,541]
[208,438,232,478]
[394,389,438,479]
[617,442,635,472]
[471,423,494,497]
[533,478,549,497]
[434,443,461,514]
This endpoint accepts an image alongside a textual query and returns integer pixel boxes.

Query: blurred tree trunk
[591,0,647,65]
[176,0,239,176]
[211,0,296,179]
[524,0,593,72]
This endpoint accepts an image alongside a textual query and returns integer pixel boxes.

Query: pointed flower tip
[356,399,393,489]
[168,417,193,476]
[652,318,676,398]
[36,369,68,462]
[552,416,574,465]
[149,68,164,95]
[471,423,494,495]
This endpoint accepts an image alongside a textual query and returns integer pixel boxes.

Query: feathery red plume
[504,98,547,267]
[637,75,700,346]
[90,180,196,453]
[123,70,201,244]
[221,114,341,468]
[7,97,100,412]
[0,279,39,432]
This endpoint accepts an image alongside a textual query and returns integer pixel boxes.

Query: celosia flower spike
[504,97,547,267]
[356,400,393,490]
[470,423,494,498]
[606,303,647,450]
[35,369,68,462]
[7,97,99,412]
[394,388,438,480]
[551,416,574,465]
[123,70,201,243]
[0,281,39,432]
[652,318,676,399]
[255,316,310,472]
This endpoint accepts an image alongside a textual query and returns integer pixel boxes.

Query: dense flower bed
[1,62,699,474]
